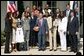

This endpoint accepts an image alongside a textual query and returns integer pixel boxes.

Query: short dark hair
[26,6,30,9]
[39,11,43,14]
[66,3,70,7]
[70,10,75,14]
[5,12,12,19]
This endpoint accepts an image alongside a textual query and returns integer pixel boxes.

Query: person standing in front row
[30,10,38,47]
[67,10,79,53]
[36,12,48,51]
[53,8,61,51]
[44,12,53,51]
[21,11,30,51]
[11,11,18,52]
[4,12,12,53]
[58,11,68,51]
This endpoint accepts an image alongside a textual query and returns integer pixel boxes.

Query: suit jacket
[22,17,30,30]
[30,16,37,31]
[67,16,79,35]
[36,18,49,35]
[46,16,52,30]
[4,18,12,32]
[64,9,72,17]
[58,17,68,32]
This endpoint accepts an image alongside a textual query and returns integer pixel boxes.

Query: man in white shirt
[64,3,72,17]
[43,4,52,16]
[67,10,79,53]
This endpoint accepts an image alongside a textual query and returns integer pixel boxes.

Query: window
[80,1,83,26]
[32,1,42,8]
[47,1,56,13]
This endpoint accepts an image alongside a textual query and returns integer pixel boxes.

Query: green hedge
[1,31,6,46]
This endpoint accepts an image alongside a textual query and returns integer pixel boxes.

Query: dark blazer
[4,18,12,32]
[36,18,49,35]
[64,9,72,17]
[67,16,79,35]
[30,16,37,31]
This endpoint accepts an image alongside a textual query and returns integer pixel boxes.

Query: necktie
[39,20,41,26]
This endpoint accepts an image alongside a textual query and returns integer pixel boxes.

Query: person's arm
[66,17,70,34]
[45,19,49,34]
[21,18,24,28]
[63,17,68,34]
[35,19,38,26]
[21,12,25,19]
[75,17,79,35]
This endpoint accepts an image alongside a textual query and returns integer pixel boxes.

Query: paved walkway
[1,38,83,55]
[1,46,83,55]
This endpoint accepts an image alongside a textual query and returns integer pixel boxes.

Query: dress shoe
[49,49,53,51]
[73,50,77,53]
[42,49,45,51]
[69,49,73,52]
[38,49,42,51]
[54,49,57,51]
[4,51,11,53]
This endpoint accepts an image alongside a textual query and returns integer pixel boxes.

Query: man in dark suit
[4,12,12,53]
[29,12,38,47]
[67,10,79,53]
[64,3,72,47]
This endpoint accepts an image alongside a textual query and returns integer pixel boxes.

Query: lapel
[66,9,71,16]
[69,9,71,16]
[42,18,45,27]
[70,17,75,23]
[38,19,43,27]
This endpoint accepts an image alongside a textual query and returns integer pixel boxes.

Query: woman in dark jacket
[4,12,12,53]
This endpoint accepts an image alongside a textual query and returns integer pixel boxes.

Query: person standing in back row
[67,10,79,53]
[58,11,68,51]
[64,3,72,47]
[22,11,30,51]
[4,12,12,53]
[53,8,61,51]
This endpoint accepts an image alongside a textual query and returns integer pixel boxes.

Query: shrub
[1,31,6,46]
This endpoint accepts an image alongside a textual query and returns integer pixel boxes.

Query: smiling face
[25,7,30,12]
[70,12,74,17]
[45,4,49,9]
[24,12,29,18]
[34,10,40,17]
[56,8,60,13]
[39,13,43,19]
[66,4,70,10]
[33,5,36,9]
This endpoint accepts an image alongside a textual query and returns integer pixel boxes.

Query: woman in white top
[44,12,53,51]
[58,11,68,51]
[53,9,61,51]
[11,11,18,52]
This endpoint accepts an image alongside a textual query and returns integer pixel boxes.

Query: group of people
[4,3,79,53]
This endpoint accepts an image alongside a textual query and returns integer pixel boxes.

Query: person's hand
[9,17,11,19]
[67,31,69,34]
[64,32,66,35]
[60,30,63,32]
[76,32,79,35]
[46,31,48,34]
